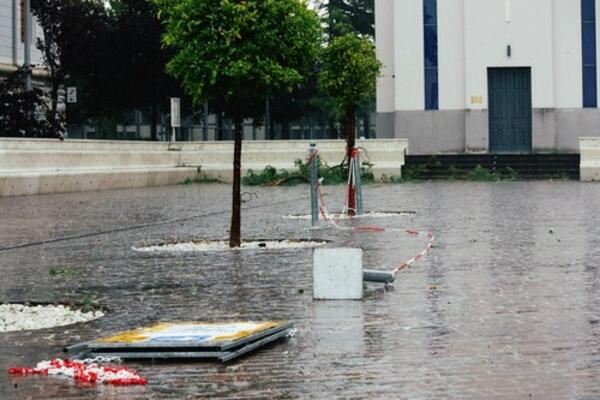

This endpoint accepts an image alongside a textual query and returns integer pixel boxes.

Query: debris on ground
[67,321,295,363]
[9,358,146,386]
[0,304,104,333]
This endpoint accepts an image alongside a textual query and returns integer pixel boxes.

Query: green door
[488,67,532,153]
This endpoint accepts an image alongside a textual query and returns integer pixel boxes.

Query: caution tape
[8,358,147,386]
[311,148,435,276]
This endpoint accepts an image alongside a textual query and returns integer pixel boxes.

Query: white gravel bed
[0,304,104,333]
[133,239,327,253]
[283,211,416,220]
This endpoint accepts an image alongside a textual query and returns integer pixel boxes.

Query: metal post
[203,99,209,141]
[265,98,271,140]
[363,269,396,283]
[354,151,364,215]
[135,110,141,139]
[310,143,319,227]
[24,0,32,91]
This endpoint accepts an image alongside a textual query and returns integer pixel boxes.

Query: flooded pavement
[0,181,599,399]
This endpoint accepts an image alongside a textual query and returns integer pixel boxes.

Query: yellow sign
[471,96,483,105]
[98,321,283,345]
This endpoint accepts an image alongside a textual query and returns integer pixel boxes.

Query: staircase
[403,154,580,180]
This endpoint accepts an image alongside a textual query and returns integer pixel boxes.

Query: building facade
[0,0,43,77]
[376,0,600,154]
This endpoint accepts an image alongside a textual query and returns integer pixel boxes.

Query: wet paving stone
[1,182,600,399]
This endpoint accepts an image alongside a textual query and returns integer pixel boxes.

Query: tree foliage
[31,0,181,136]
[154,0,321,114]
[153,0,322,247]
[31,0,65,135]
[0,67,57,137]
[110,0,183,138]
[319,33,380,110]
[319,0,374,39]
[32,0,115,123]
[319,33,380,214]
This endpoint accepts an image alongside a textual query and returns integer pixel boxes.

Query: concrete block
[580,137,600,181]
[313,248,363,300]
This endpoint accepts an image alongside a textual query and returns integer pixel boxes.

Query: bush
[243,156,375,186]
[0,67,61,138]
[179,175,221,185]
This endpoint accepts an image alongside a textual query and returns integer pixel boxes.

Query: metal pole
[135,110,141,139]
[265,98,271,140]
[24,0,32,91]
[355,151,364,215]
[310,143,319,227]
[171,127,176,143]
[203,99,209,141]
[363,269,396,283]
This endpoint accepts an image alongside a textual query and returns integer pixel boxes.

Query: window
[582,0,598,107]
[424,0,439,110]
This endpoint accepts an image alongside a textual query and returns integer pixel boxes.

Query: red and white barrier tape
[393,230,435,273]
[342,148,360,215]
[310,148,435,276]
[8,358,147,386]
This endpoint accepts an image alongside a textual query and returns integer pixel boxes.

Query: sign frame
[66,321,294,362]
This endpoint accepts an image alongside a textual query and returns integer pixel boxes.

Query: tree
[31,0,117,124]
[319,0,375,139]
[110,0,182,140]
[31,0,65,136]
[0,67,56,137]
[319,33,380,215]
[32,0,180,135]
[154,0,321,247]
[319,0,375,39]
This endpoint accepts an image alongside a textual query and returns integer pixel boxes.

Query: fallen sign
[66,321,294,363]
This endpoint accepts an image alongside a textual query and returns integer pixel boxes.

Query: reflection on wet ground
[0,182,599,399]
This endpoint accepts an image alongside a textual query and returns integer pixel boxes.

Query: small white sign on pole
[66,87,77,104]
[170,97,181,128]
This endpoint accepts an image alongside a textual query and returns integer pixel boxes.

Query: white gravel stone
[133,239,327,253]
[283,211,415,220]
[0,304,104,333]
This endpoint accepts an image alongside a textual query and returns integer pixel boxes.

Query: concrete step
[0,166,199,197]
[404,154,580,180]
[0,150,181,170]
[181,149,404,166]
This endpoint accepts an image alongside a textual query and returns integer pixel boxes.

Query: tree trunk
[150,103,158,141]
[328,118,335,139]
[217,112,224,141]
[282,121,290,140]
[229,113,243,248]
[50,80,59,137]
[265,97,271,140]
[345,104,357,216]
